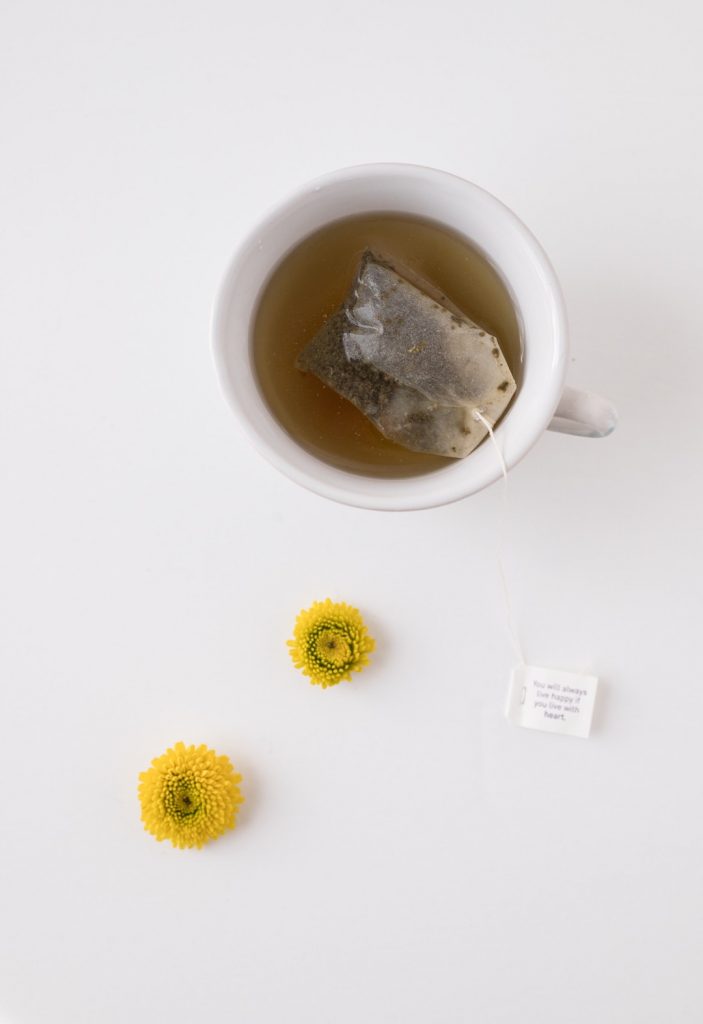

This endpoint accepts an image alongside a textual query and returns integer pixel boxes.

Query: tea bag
[296,251,517,458]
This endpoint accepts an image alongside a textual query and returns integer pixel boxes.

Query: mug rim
[211,163,568,510]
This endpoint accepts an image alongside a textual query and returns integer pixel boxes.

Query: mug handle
[548,386,618,438]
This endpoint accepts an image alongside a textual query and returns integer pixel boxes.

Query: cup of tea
[212,163,616,511]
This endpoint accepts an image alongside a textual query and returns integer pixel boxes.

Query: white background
[1,1,702,1022]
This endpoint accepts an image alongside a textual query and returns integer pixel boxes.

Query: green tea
[252,213,522,478]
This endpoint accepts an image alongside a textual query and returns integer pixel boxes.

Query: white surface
[1,1,702,1022]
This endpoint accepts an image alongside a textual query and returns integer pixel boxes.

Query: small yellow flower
[138,742,244,849]
[288,598,375,688]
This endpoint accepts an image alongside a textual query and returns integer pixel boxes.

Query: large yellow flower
[138,742,244,849]
[288,598,375,688]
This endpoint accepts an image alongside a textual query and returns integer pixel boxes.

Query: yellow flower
[138,742,244,849]
[288,598,375,688]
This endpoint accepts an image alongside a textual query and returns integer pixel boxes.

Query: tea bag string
[472,409,527,667]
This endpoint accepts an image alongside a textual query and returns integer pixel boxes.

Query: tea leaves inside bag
[297,251,516,458]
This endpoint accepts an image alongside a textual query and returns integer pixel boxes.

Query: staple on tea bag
[296,251,516,458]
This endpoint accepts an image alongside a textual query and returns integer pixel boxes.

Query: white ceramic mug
[212,164,616,511]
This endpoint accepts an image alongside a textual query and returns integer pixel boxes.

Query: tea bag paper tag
[506,665,598,738]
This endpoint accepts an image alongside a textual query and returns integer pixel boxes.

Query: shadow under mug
[212,164,616,511]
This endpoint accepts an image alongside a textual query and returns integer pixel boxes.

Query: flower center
[315,628,352,666]
[165,774,201,820]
